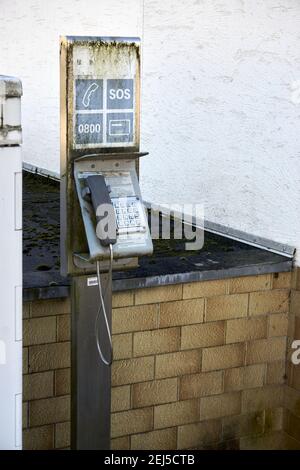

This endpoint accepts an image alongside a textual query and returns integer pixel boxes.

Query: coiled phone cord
[95,244,113,366]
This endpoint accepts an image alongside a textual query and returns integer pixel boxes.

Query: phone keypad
[112,197,144,232]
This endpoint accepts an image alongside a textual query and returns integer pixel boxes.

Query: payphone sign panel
[71,41,139,150]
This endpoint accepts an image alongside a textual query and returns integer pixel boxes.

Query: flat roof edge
[23,257,292,301]
[144,201,296,259]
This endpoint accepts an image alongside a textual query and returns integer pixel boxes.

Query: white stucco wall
[1,0,300,261]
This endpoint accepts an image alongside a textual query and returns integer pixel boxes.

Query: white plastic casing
[0,75,22,450]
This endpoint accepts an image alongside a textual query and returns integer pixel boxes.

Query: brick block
[31,298,70,317]
[111,407,153,438]
[202,343,245,372]
[29,396,70,426]
[183,279,227,299]
[55,422,70,449]
[112,304,158,334]
[23,371,54,401]
[268,313,288,337]
[287,314,296,339]
[285,386,300,417]
[29,342,70,372]
[132,378,178,408]
[265,408,283,432]
[295,316,300,338]
[291,364,300,390]
[23,302,31,319]
[285,412,300,442]
[229,275,271,294]
[200,392,241,420]
[179,371,223,399]
[23,425,54,450]
[131,428,177,450]
[242,385,284,413]
[23,402,28,429]
[112,333,132,360]
[240,430,300,450]
[159,298,204,327]
[246,337,286,365]
[55,368,70,396]
[112,356,154,386]
[206,294,248,322]
[181,321,225,350]
[23,347,29,374]
[224,364,265,392]
[226,317,267,344]
[224,365,265,392]
[111,436,130,450]
[290,290,300,317]
[156,350,201,379]
[249,290,289,316]
[272,272,292,290]
[222,412,264,440]
[154,399,199,429]
[135,284,182,305]
[177,420,222,449]
[57,314,70,342]
[133,328,180,357]
[292,268,300,290]
[112,291,134,308]
[23,316,56,346]
[286,361,292,386]
[111,385,131,412]
[266,361,286,385]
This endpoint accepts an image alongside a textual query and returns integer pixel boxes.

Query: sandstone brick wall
[23,272,293,450]
[284,268,300,444]
[22,299,71,449]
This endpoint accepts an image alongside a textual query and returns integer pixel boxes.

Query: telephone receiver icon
[82,82,99,108]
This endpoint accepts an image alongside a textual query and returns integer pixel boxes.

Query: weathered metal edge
[23,258,292,301]
[144,201,296,258]
[23,162,60,181]
[112,259,293,292]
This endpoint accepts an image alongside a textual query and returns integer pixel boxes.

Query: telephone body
[74,155,153,263]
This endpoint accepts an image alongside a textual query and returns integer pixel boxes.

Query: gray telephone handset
[84,174,117,247]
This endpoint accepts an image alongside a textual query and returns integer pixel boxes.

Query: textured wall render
[1,0,300,261]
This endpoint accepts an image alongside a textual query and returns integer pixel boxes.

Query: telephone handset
[85,175,117,247]
[82,174,115,367]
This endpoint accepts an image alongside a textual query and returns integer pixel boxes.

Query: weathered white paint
[1,0,300,261]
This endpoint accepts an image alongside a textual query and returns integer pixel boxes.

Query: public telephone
[61,36,153,274]
[73,156,152,263]
[60,36,152,449]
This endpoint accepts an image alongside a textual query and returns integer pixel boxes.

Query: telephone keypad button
[112,197,144,231]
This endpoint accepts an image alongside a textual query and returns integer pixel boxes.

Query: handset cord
[95,244,113,366]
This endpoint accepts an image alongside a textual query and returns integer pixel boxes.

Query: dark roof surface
[23,172,292,300]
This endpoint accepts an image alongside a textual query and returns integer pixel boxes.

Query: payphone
[60,36,153,450]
